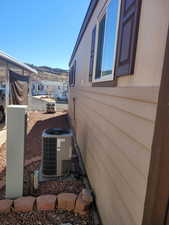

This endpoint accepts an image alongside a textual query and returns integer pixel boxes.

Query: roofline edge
[0,51,38,74]
[69,0,99,67]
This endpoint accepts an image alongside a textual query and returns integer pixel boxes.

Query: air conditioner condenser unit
[41,128,73,178]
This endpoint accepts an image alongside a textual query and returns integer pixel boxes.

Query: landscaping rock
[36,194,57,211]
[57,193,77,211]
[81,189,93,203]
[14,196,35,212]
[0,210,90,225]
[74,190,93,216]
[0,199,13,213]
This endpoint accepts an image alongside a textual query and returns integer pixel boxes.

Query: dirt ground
[26,111,69,160]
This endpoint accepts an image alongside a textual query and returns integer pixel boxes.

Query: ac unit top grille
[42,128,72,138]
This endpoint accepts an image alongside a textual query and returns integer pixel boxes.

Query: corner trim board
[142,26,169,225]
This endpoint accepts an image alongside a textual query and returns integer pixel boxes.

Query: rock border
[0,189,93,216]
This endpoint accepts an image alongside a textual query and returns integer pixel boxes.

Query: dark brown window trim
[92,79,117,87]
[114,0,142,77]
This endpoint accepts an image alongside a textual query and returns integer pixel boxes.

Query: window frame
[92,0,121,84]
[69,60,76,88]
[89,25,97,82]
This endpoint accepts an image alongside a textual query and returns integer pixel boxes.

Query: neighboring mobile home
[0,51,37,109]
[68,0,169,225]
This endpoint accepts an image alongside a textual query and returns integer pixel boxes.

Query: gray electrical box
[41,128,73,178]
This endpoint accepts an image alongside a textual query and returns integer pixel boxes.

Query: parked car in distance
[0,88,5,123]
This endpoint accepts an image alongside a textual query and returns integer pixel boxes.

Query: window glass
[95,0,120,79]
[69,61,76,87]
[95,15,106,79]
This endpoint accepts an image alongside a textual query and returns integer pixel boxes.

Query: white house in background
[32,80,68,97]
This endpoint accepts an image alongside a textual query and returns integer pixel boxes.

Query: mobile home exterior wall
[69,0,169,225]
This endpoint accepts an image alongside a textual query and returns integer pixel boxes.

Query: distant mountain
[26,63,68,82]
[26,64,68,75]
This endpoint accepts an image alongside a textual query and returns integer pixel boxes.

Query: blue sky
[0,0,90,69]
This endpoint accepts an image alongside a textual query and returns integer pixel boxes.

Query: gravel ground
[22,159,84,198]
[0,158,84,200]
[0,210,90,225]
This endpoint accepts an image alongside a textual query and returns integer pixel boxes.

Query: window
[94,0,120,81]
[93,0,141,85]
[89,26,96,82]
[69,60,76,87]
[69,67,73,87]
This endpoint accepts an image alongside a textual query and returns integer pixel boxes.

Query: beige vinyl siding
[68,0,169,224]
[69,87,158,225]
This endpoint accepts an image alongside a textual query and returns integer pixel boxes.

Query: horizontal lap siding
[69,86,159,225]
